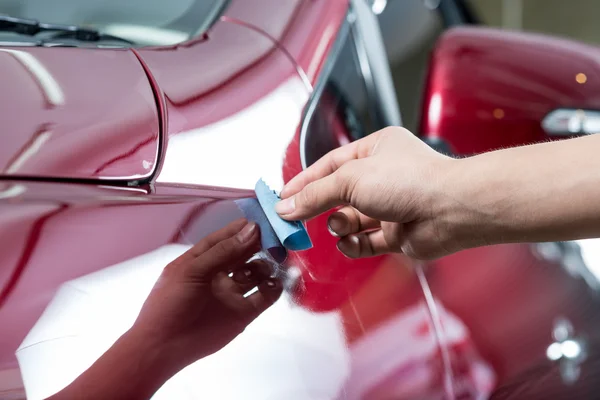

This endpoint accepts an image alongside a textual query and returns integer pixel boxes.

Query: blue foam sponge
[254,179,312,251]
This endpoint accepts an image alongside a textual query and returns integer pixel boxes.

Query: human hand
[276,127,474,260]
[133,219,283,369]
[47,219,282,400]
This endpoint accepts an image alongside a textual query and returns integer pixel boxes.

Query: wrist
[50,327,183,400]
[431,156,506,252]
[120,326,183,385]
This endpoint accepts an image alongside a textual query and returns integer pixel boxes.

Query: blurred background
[472,0,600,42]
[385,0,600,132]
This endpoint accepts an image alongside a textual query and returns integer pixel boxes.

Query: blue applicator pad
[254,179,312,251]
[234,179,312,262]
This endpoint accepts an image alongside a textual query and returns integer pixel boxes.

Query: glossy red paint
[420,26,600,155]
[134,11,394,315]
[224,0,303,43]
[0,7,466,398]
[429,244,600,383]
[9,2,600,398]
[419,26,600,396]
[0,180,460,400]
[222,0,349,86]
[223,1,386,313]
[286,91,386,312]
[0,182,245,368]
[263,0,349,85]
[136,22,299,136]
[0,47,160,181]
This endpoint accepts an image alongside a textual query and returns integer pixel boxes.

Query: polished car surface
[1,0,599,399]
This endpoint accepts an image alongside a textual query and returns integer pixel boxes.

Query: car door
[235,1,493,399]
[0,1,458,400]
[134,0,467,398]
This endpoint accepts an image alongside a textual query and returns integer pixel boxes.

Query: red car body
[0,0,598,399]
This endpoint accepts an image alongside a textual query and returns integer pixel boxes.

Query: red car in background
[1,0,599,398]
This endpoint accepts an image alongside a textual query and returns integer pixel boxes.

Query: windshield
[0,0,230,46]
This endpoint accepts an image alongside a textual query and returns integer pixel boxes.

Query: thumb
[276,164,356,221]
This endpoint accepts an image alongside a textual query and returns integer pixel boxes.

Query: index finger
[280,132,379,199]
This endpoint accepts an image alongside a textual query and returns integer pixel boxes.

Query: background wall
[470,0,600,45]
[381,0,600,133]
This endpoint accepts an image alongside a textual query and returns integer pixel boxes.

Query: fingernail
[336,240,349,255]
[275,197,295,215]
[337,235,359,259]
[237,222,257,243]
[328,213,348,237]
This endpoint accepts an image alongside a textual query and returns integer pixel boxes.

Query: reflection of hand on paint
[47,219,283,400]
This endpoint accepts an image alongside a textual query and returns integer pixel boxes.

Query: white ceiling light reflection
[561,339,582,360]
[157,78,309,192]
[1,49,64,107]
[103,24,189,46]
[427,92,442,133]
[546,340,583,361]
[546,342,562,361]
[5,130,53,174]
[371,0,388,15]
[576,238,600,280]
[16,245,187,400]
[16,244,348,400]
[0,184,26,200]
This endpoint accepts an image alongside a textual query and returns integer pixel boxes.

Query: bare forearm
[47,329,178,400]
[44,220,278,399]
[446,134,600,246]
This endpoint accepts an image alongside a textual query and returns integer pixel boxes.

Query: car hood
[0,47,160,182]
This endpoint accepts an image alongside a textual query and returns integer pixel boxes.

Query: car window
[303,0,446,167]
[303,28,378,167]
[0,0,229,46]
[376,0,444,133]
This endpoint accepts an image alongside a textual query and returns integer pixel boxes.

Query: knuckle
[336,165,355,201]
[300,182,318,208]
[382,125,408,138]
[373,126,409,152]
[327,153,341,173]
[378,126,395,137]
[161,261,180,278]
[333,172,347,200]
[214,237,237,257]
[369,128,392,153]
